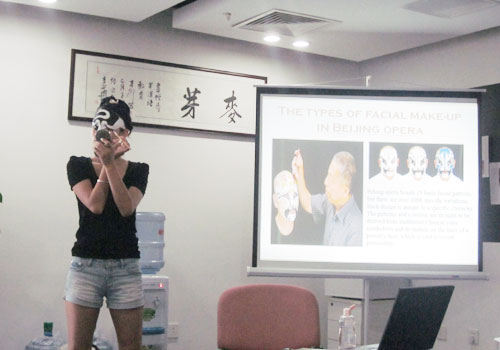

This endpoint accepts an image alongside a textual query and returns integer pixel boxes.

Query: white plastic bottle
[338,304,356,350]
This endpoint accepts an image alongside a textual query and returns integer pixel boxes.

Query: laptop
[357,285,455,350]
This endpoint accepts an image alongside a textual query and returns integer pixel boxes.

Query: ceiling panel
[2,0,500,61]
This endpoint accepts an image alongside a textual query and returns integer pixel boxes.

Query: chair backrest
[217,284,320,350]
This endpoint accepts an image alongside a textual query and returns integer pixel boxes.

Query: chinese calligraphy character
[219,90,242,123]
[138,81,144,101]
[127,80,135,106]
[147,82,154,107]
[181,87,201,119]
[99,76,107,99]
[155,83,161,112]
[120,78,125,99]
[110,77,116,95]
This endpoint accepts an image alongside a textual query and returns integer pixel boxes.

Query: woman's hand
[94,139,115,166]
[112,130,131,159]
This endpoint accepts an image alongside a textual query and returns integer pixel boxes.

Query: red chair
[217,284,320,350]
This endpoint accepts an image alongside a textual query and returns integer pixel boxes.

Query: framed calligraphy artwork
[68,49,267,136]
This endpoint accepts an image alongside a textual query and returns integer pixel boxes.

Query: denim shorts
[64,257,144,309]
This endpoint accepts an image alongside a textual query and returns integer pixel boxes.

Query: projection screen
[252,85,483,278]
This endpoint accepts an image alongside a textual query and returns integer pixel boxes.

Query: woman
[65,96,149,350]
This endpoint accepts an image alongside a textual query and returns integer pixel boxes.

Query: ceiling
[3,0,500,62]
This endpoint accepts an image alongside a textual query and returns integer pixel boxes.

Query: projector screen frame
[247,266,488,280]
[252,85,484,278]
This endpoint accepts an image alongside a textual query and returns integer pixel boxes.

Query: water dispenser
[136,212,165,274]
[136,212,169,350]
[142,275,169,348]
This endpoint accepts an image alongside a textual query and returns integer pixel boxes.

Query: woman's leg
[110,306,143,350]
[65,301,100,350]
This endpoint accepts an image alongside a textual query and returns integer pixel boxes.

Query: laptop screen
[378,285,454,350]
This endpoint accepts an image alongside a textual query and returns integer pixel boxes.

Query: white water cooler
[137,212,169,350]
[142,275,169,349]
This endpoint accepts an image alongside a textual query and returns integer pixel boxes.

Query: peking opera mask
[434,147,456,181]
[378,145,399,180]
[407,146,428,180]
[92,96,130,132]
[273,170,299,222]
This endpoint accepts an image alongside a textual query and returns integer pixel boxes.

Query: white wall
[360,27,500,89]
[0,3,359,350]
[360,27,500,350]
[2,2,500,350]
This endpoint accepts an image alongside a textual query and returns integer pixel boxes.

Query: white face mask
[407,146,428,180]
[435,147,455,180]
[274,171,299,222]
[379,146,399,179]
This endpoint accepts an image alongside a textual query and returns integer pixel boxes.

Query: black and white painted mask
[92,97,127,132]
[92,108,126,132]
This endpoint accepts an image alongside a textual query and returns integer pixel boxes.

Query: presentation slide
[255,87,480,273]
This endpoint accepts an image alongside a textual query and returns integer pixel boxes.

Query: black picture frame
[68,49,267,136]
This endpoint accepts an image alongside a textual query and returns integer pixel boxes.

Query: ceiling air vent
[233,9,342,37]
[404,0,500,18]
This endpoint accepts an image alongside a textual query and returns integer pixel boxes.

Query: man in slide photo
[292,149,362,246]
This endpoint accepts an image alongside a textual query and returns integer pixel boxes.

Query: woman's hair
[96,96,134,133]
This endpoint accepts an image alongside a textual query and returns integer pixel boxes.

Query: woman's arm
[105,163,144,217]
[94,138,143,217]
[72,165,109,214]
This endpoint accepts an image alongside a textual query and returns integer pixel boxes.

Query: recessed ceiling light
[264,35,281,43]
[293,40,310,48]
[39,0,57,3]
